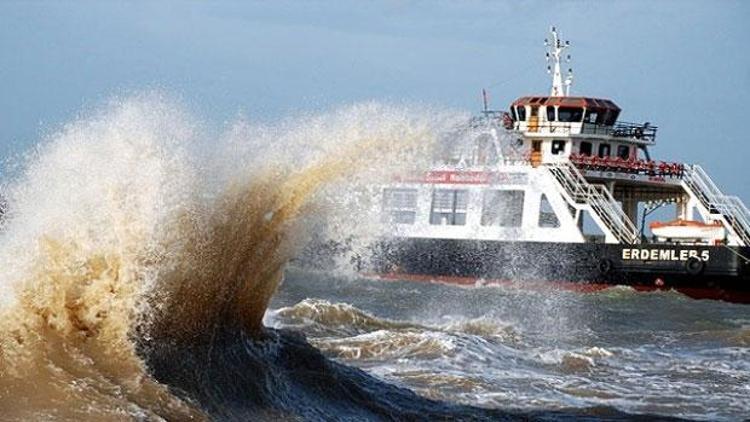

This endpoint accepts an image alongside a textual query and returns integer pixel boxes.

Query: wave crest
[0,94,449,419]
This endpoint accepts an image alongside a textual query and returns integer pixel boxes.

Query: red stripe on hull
[368,272,612,292]
[365,272,750,304]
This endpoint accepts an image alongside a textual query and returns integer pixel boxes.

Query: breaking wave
[0,94,475,420]
[269,298,521,344]
[267,299,524,363]
[0,93,678,421]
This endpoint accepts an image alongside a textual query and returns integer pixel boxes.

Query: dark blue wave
[141,327,683,422]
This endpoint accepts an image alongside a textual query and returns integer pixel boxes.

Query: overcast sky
[1,1,748,200]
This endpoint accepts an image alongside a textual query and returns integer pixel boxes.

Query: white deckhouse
[381,27,750,249]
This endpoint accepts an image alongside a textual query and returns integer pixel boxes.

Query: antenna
[545,26,574,97]
[482,88,489,113]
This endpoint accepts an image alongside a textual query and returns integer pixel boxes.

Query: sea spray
[0,93,456,419]
[0,94,205,420]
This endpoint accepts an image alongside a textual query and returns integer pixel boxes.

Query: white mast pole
[545,26,573,97]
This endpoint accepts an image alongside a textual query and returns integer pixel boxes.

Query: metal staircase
[682,164,750,246]
[546,162,640,244]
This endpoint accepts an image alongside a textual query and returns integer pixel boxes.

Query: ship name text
[621,248,709,262]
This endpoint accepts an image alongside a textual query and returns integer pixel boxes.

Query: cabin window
[510,107,517,121]
[558,107,583,122]
[546,106,556,121]
[538,194,560,228]
[616,145,630,160]
[481,190,524,227]
[382,188,418,224]
[596,110,612,126]
[579,141,593,156]
[583,109,599,124]
[605,110,619,126]
[516,106,526,121]
[551,140,566,155]
[598,143,611,158]
[530,106,539,118]
[430,189,468,226]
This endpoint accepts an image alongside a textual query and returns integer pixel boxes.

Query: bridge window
[558,107,584,122]
[579,141,593,156]
[551,140,566,155]
[481,190,524,227]
[516,106,526,121]
[596,110,613,126]
[538,194,560,228]
[430,189,468,226]
[617,145,630,160]
[598,143,611,158]
[546,106,556,121]
[382,188,418,224]
[603,110,618,126]
[583,109,599,124]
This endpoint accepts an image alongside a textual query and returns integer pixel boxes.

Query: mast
[545,26,573,97]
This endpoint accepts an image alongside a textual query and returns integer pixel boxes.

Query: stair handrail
[686,165,723,207]
[589,184,639,244]
[726,196,750,244]
[546,162,639,244]
[683,164,750,246]
[728,196,750,223]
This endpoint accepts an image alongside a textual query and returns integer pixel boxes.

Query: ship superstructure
[370,27,750,302]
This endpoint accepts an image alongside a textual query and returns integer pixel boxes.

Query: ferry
[365,27,750,303]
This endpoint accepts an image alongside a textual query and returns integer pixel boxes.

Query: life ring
[685,256,705,275]
[598,258,613,275]
[633,127,644,140]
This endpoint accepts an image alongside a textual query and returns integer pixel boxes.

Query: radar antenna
[544,26,573,97]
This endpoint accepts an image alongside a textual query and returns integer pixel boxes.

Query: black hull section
[367,238,750,303]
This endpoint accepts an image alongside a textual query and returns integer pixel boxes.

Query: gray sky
[1,1,748,200]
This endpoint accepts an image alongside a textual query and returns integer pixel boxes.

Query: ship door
[531,140,542,167]
[529,106,539,132]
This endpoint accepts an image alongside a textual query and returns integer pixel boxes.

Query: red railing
[568,154,685,178]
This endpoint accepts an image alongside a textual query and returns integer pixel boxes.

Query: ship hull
[366,238,750,303]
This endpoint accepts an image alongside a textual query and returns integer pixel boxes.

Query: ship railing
[546,161,640,244]
[578,123,614,136]
[610,121,657,143]
[683,164,750,246]
[435,153,530,168]
[589,184,641,245]
[684,164,730,212]
[717,196,750,246]
[689,165,723,199]
[515,121,581,135]
[501,155,532,166]
[732,196,750,225]
[513,120,657,143]
[727,196,750,231]
[569,154,685,179]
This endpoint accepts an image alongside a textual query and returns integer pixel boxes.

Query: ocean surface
[269,268,750,421]
[0,95,748,421]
